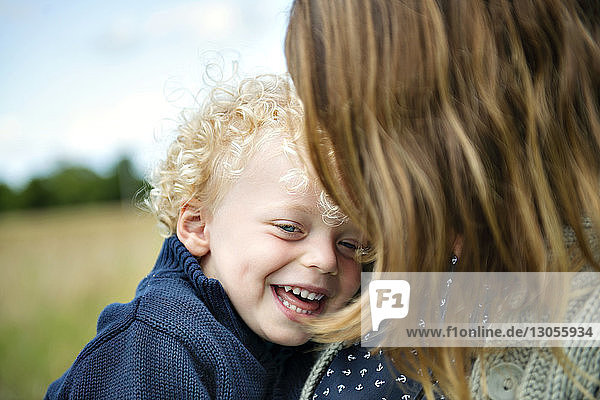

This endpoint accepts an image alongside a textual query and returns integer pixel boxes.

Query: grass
[0,203,164,399]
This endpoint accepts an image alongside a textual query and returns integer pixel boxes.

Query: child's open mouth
[272,285,327,315]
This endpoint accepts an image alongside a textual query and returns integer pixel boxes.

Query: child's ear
[176,204,210,257]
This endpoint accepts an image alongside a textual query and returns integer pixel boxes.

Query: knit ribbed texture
[45,236,315,399]
[470,220,600,399]
[300,342,344,400]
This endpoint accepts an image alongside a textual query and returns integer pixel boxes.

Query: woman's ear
[452,234,464,260]
[176,204,210,257]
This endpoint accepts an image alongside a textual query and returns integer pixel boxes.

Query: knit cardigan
[45,236,315,400]
[301,222,600,400]
[469,222,600,399]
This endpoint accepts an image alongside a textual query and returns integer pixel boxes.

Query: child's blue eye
[277,224,299,233]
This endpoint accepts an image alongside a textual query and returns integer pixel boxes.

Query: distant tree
[20,177,55,208]
[0,157,146,212]
[0,182,18,212]
[105,157,145,203]
[45,166,111,206]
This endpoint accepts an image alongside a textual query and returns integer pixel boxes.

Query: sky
[0,0,293,187]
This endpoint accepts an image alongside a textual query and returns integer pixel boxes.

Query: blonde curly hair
[147,74,305,236]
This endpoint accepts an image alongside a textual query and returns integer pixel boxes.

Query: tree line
[0,157,146,212]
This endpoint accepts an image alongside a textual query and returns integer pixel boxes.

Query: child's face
[199,140,362,346]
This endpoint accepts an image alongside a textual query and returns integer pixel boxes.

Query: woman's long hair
[286,0,600,397]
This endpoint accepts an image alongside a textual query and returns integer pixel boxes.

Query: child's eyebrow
[267,201,320,217]
[268,200,356,230]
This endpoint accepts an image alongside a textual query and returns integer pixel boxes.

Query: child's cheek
[341,260,362,297]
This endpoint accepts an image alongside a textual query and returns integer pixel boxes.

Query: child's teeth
[278,293,313,314]
[280,285,325,302]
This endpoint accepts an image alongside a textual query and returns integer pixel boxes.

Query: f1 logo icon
[369,280,410,331]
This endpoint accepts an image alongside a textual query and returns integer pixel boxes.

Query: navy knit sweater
[45,236,316,399]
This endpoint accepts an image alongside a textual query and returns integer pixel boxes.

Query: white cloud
[0,95,177,186]
[0,113,63,186]
[62,91,175,171]
[0,114,22,137]
[93,1,244,53]
[94,15,143,54]
[144,2,242,40]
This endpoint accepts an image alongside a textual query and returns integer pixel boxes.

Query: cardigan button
[486,362,524,400]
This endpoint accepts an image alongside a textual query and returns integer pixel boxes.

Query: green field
[0,204,164,399]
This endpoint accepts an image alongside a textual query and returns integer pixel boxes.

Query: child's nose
[301,238,338,275]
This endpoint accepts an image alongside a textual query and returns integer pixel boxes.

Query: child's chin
[267,331,310,347]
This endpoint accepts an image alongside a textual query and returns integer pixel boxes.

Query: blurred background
[0,0,292,398]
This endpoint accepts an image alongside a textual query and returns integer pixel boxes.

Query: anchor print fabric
[311,255,457,399]
[311,345,437,400]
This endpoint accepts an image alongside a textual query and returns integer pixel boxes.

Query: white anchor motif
[342,369,351,376]
[312,395,318,400]
[355,384,364,391]
[376,363,384,372]
[378,349,383,355]
[359,368,368,377]
[402,395,412,400]
[322,388,329,396]
[396,374,407,383]
[363,351,371,359]
[374,379,385,388]
[326,368,334,377]
[337,384,345,393]
[347,354,356,361]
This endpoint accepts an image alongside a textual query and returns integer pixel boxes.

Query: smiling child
[44,74,363,399]
[183,139,362,347]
